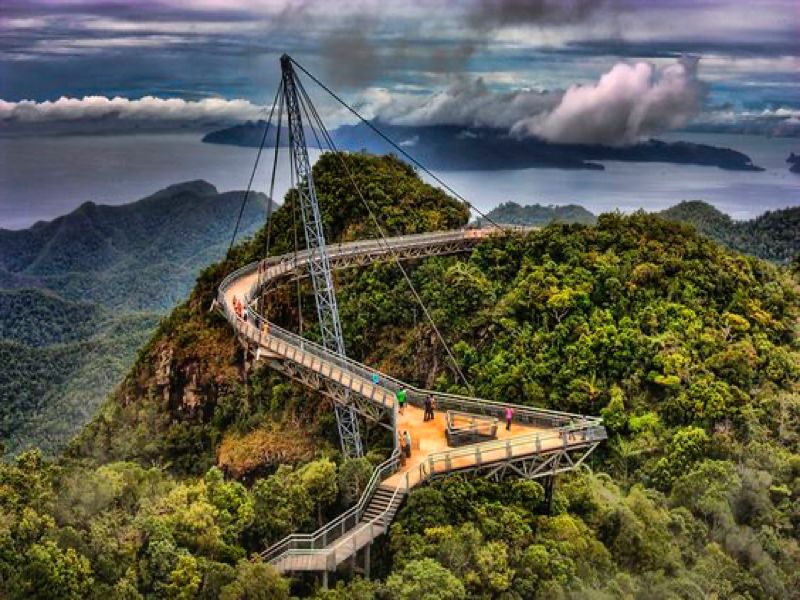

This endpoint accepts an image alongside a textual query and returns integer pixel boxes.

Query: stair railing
[362,470,411,553]
[260,448,402,564]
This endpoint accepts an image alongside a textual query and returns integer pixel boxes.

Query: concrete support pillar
[544,475,555,515]
[364,543,371,580]
[322,570,328,590]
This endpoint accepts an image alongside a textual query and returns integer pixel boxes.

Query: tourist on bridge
[403,430,412,458]
[396,388,407,415]
[371,372,380,385]
[505,406,514,431]
[423,394,435,422]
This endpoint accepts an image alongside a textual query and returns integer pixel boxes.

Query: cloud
[370,57,707,145]
[516,56,706,144]
[0,95,263,123]
[467,0,618,29]
[690,106,800,137]
[315,0,621,88]
[370,77,560,129]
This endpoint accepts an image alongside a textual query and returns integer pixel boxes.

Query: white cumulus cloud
[516,57,705,145]
[370,57,706,145]
[0,95,264,124]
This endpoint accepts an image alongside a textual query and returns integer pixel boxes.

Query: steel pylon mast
[280,54,364,458]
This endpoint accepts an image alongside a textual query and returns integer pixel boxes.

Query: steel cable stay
[263,84,285,261]
[288,56,506,232]
[227,81,283,257]
[293,71,475,395]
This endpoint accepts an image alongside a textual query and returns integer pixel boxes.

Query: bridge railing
[413,423,608,484]
[260,448,402,564]
[219,239,601,432]
[218,228,605,568]
[446,411,498,446]
[243,307,597,431]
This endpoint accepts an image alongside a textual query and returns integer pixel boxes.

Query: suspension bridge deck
[217,228,606,575]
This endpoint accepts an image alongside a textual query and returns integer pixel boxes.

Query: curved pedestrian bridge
[217,228,606,576]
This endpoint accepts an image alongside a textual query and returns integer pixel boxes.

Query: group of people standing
[394,389,437,460]
[394,388,437,422]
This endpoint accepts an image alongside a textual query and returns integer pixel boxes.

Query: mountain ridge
[485,200,800,263]
[0,180,270,455]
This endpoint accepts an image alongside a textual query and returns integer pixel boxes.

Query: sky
[1,0,799,143]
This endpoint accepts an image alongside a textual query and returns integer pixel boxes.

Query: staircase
[269,483,406,573]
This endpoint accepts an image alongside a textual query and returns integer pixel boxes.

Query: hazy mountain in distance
[0,180,269,310]
[0,181,270,455]
[659,201,800,263]
[484,201,597,226]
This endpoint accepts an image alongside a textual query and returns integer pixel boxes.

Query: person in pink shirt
[505,406,514,431]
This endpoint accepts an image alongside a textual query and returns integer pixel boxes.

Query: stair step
[361,510,397,521]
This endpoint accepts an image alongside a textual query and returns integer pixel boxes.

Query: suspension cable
[227,83,282,257]
[295,73,474,393]
[290,57,506,232]
[297,90,325,153]
[264,87,285,260]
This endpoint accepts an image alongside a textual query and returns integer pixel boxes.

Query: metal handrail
[421,423,608,479]
[247,308,597,427]
[260,449,402,563]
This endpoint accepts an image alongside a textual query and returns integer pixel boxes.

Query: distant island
[485,200,799,264]
[788,152,800,174]
[203,121,764,172]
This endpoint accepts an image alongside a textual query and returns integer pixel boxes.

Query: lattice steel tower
[280,54,364,458]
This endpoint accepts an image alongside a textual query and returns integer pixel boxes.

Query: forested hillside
[660,201,800,263]
[486,200,800,264]
[0,182,267,455]
[0,154,797,599]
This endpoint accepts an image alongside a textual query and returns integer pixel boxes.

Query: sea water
[1,131,797,229]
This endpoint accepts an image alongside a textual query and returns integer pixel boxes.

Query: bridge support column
[544,475,555,515]
[321,570,328,590]
[364,542,371,579]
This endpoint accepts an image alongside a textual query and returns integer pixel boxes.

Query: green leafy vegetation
[0,182,267,455]
[2,152,798,598]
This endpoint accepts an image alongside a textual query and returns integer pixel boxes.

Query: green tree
[219,560,289,600]
[338,458,374,505]
[17,541,94,600]
[383,558,466,600]
[299,458,338,526]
